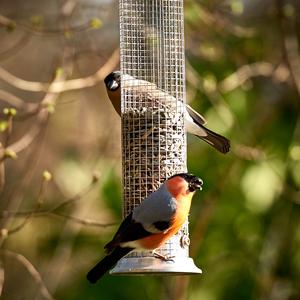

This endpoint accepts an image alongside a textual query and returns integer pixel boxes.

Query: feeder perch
[110,0,201,275]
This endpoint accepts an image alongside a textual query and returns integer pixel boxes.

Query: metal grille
[120,0,188,259]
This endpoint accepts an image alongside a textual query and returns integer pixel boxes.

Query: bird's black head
[104,71,121,91]
[170,173,203,192]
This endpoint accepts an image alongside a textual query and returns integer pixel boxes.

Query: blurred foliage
[0,0,300,300]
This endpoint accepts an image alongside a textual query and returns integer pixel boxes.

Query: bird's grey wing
[186,104,207,125]
[132,183,177,233]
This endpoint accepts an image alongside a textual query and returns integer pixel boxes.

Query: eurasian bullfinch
[86,173,202,283]
[104,71,230,154]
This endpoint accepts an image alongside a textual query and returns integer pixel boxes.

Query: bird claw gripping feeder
[110,0,202,275]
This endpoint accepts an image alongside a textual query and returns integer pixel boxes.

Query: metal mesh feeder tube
[111,0,201,275]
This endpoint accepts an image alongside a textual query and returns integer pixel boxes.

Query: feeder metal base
[110,256,202,276]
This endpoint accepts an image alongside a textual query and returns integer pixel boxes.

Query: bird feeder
[110,0,201,275]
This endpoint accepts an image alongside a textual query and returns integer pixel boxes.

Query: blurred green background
[0,0,300,299]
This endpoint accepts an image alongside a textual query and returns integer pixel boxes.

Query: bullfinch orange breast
[86,173,203,283]
[104,71,230,154]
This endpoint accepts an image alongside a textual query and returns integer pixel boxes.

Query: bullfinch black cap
[169,173,203,192]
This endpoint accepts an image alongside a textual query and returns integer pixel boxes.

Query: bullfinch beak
[104,71,230,154]
[189,177,203,192]
[86,172,202,283]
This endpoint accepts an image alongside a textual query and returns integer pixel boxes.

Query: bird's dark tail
[197,124,230,154]
[86,247,132,284]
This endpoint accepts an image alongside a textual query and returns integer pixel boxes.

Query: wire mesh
[120,0,189,261]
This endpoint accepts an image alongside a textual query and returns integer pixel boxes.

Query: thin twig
[6,218,31,235]
[2,210,115,233]
[0,110,16,188]
[6,172,51,236]
[219,62,289,93]
[0,89,39,115]
[194,3,256,38]
[48,212,116,227]
[0,260,4,297]
[276,0,300,106]
[4,56,68,156]
[233,144,266,161]
[0,176,115,231]
[0,89,27,108]
[0,33,31,61]
[0,13,99,37]
[186,58,239,131]
[0,161,4,193]
[3,115,13,149]
[1,250,55,300]
[50,176,99,212]
[283,36,300,96]
[10,174,94,214]
[0,54,69,242]
[0,48,119,93]
[8,107,48,155]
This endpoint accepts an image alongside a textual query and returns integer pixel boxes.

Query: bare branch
[186,58,238,127]
[197,4,256,38]
[0,176,97,218]
[0,174,114,230]
[0,48,119,93]
[1,250,55,300]
[0,33,31,61]
[5,171,52,236]
[5,54,69,155]
[0,15,15,28]
[61,0,77,17]
[219,62,290,93]
[0,90,39,115]
[48,212,116,228]
[282,26,300,97]
[0,13,100,37]
[7,109,48,154]
[0,89,26,108]
[233,144,266,161]
[0,210,115,228]
[0,161,4,193]
[0,261,4,297]
[6,217,31,235]
[50,175,99,212]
